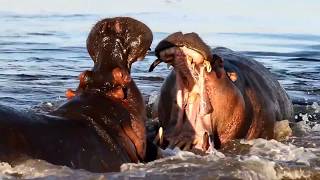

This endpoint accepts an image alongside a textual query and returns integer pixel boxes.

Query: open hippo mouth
[65,17,153,162]
[149,32,218,151]
[66,17,153,99]
[85,17,153,161]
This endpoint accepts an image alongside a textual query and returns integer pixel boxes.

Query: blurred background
[0,0,319,34]
[0,0,319,109]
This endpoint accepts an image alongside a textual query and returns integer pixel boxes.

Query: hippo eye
[84,75,91,83]
[137,52,149,61]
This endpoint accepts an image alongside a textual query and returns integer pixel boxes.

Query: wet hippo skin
[150,32,293,151]
[0,17,153,172]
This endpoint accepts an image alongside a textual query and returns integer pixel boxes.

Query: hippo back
[212,47,293,121]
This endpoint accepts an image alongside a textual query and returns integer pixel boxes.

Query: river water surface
[0,14,319,180]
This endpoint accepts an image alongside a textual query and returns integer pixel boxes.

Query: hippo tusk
[148,59,163,72]
[203,60,212,73]
[153,126,164,146]
[159,127,163,146]
[191,63,196,71]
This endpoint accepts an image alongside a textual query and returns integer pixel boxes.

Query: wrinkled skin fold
[150,32,293,152]
[0,17,154,172]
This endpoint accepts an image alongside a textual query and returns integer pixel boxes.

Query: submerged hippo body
[152,33,293,150]
[211,47,293,139]
[0,17,153,172]
[0,95,133,172]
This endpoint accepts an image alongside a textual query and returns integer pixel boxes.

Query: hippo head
[150,32,227,152]
[87,17,152,70]
[62,17,153,164]
[149,32,214,91]
[149,32,213,72]
[84,17,153,92]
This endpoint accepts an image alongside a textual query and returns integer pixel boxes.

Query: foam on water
[117,137,320,179]
[0,133,319,179]
[237,155,313,180]
[241,139,317,165]
[0,160,103,180]
[312,124,320,132]
[312,102,320,113]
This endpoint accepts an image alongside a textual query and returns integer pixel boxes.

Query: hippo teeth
[153,126,164,146]
[203,60,212,72]
[191,63,196,71]
[159,127,163,146]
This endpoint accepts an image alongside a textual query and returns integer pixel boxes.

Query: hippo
[0,17,154,172]
[149,32,293,151]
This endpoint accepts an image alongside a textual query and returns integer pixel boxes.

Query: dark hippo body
[0,95,132,172]
[0,17,154,172]
[155,44,293,150]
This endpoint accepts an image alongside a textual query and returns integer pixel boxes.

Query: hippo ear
[227,72,238,82]
[79,70,93,88]
[211,54,224,78]
[212,54,223,67]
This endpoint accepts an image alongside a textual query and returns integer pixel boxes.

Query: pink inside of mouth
[170,59,214,150]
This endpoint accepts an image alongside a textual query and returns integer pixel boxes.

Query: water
[0,13,319,179]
